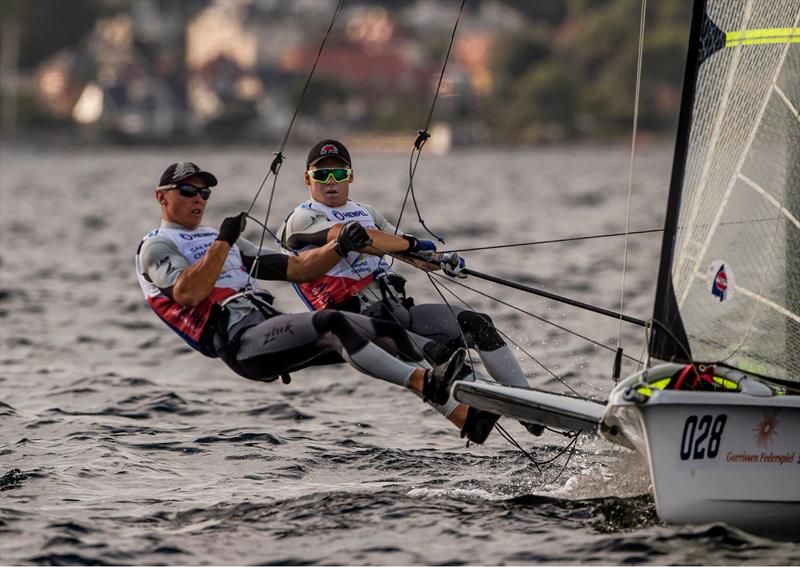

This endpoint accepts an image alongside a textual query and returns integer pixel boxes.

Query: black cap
[158,162,218,189]
[306,139,351,168]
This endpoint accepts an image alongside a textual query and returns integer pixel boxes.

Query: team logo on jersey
[180,231,216,241]
[320,144,338,156]
[332,209,369,221]
[706,260,735,302]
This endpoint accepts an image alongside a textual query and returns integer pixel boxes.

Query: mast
[648,0,708,362]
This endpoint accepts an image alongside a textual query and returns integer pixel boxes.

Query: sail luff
[788,121,800,378]
[648,0,706,362]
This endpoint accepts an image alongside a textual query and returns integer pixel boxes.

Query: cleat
[461,406,500,444]
[422,348,466,405]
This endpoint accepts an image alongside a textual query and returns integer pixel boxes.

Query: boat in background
[454,0,800,537]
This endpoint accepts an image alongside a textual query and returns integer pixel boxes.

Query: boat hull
[604,379,800,537]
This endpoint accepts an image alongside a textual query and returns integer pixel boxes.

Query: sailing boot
[422,348,466,405]
[460,406,500,444]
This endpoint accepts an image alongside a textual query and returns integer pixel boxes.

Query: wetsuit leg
[232,312,342,381]
[231,311,419,387]
[408,304,528,388]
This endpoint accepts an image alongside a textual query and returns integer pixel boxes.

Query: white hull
[452,367,800,537]
[603,367,800,537]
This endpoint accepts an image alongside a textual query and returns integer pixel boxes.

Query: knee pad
[312,310,369,353]
[457,311,504,351]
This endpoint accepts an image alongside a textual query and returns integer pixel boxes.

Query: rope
[616,0,648,372]
[394,0,466,242]
[243,0,345,288]
[494,423,582,485]
[246,0,344,217]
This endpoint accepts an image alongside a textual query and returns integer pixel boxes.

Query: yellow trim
[649,378,672,390]
[711,376,740,391]
[726,27,800,47]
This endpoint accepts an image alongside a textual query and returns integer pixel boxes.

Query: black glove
[334,221,372,257]
[216,212,247,246]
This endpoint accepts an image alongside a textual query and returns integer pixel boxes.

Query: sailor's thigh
[236,312,321,359]
[408,303,464,341]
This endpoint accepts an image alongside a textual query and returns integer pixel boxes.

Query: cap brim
[196,171,218,187]
[308,155,350,167]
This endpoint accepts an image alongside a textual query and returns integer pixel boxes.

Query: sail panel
[651,0,800,380]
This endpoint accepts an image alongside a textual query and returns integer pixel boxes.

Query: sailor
[136,161,502,443]
[280,140,531,437]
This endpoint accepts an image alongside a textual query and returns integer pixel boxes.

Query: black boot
[422,348,466,405]
[461,406,500,444]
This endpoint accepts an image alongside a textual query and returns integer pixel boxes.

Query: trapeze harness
[135,225,277,358]
[286,200,409,314]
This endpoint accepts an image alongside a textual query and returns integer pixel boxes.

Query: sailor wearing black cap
[135,161,494,442]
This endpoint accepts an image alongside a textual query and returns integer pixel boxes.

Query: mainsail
[650,0,800,381]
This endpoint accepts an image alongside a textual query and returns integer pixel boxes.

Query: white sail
[652,0,800,380]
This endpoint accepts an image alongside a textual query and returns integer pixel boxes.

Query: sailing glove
[441,252,467,278]
[403,235,437,254]
[334,221,372,257]
[216,212,247,246]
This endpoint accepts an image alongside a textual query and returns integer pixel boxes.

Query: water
[1,144,798,565]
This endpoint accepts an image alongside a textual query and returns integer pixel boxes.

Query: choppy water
[1,144,798,565]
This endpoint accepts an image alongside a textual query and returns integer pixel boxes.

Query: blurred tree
[489,24,552,96]
[0,0,125,69]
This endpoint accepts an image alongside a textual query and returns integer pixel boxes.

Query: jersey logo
[332,209,369,221]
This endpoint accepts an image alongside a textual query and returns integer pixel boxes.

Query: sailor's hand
[216,212,247,246]
[441,252,467,278]
[334,221,372,257]
[403,235,437,255]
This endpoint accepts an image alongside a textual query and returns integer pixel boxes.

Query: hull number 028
[680,414,727,461]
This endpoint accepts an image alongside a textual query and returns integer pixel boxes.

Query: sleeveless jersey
[287,200,392,310]
[135,225,262,357]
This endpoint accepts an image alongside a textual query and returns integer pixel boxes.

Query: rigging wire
[444,217,784,254]
[616,0,648,379]
[394,0,466,243]
[427,271,590,399]
[424,269,645,366]
[441,228,662,253]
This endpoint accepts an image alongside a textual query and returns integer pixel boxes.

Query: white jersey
[135,223,264,356]
[281,199,398,310]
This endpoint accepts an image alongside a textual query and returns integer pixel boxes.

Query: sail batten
[773,83,799,116]
[738,172,800,229]
[650,0,800,381]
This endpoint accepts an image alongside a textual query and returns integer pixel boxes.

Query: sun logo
[752,411,780,448]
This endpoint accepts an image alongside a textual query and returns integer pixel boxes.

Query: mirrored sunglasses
[308,168,352,184]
